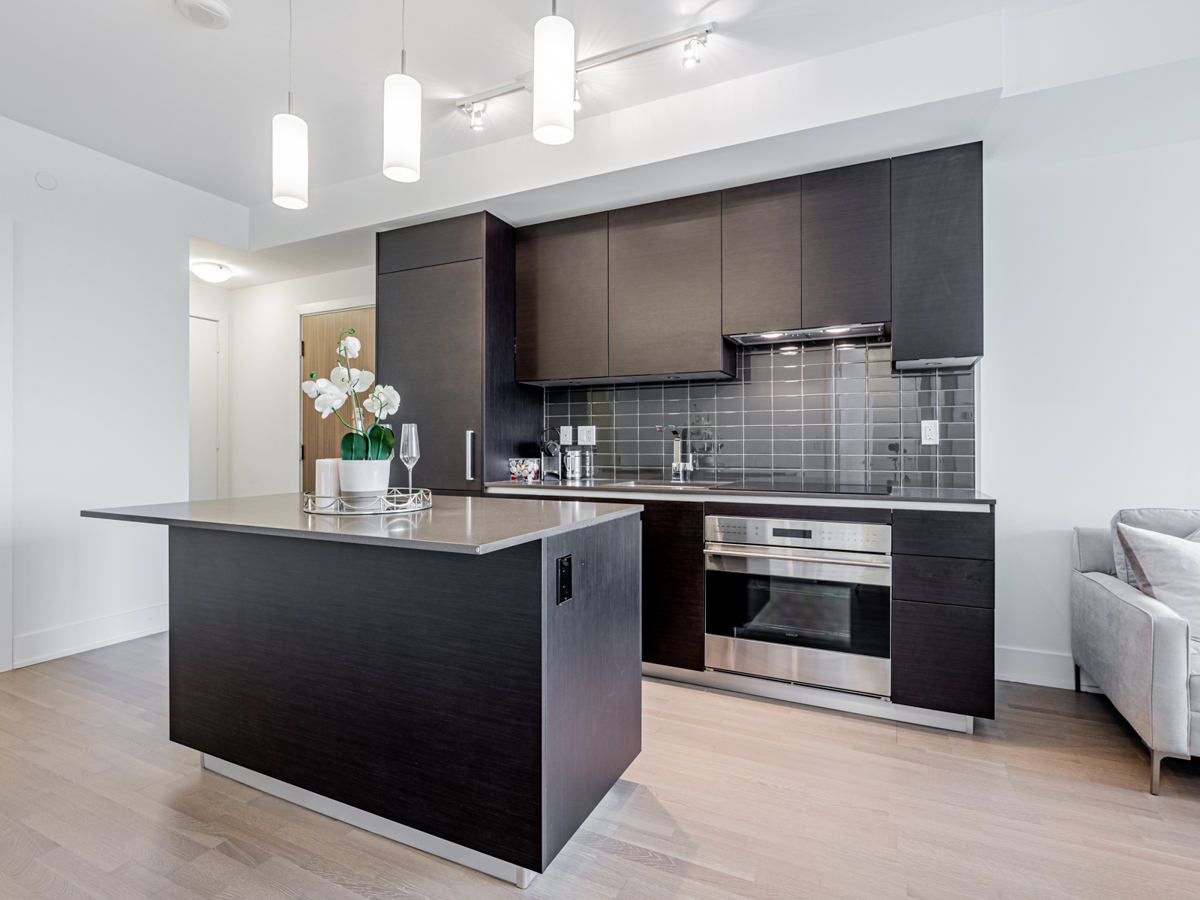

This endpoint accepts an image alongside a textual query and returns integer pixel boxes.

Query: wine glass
[399,424,420,496]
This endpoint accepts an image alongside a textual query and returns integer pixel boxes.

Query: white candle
[315,459,341,510]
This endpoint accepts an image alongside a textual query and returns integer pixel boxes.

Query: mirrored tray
[303,488,433,516]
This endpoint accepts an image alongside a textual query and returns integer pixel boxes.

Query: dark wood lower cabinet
[891,599,994,718]
[641,500,706,671]
[892,554,995,608]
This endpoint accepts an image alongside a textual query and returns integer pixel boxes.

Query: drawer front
[891,599,994,718]
[703,502,890,525]
[891,509,994,560]
[892,555,994,608]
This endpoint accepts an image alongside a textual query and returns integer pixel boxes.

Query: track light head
[682,35,706,68]
[466,102,486,131]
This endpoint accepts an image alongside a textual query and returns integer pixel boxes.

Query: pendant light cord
[287,0,294,114]
[401,0,406,75]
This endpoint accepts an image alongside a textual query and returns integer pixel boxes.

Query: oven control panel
[705,516,891,554]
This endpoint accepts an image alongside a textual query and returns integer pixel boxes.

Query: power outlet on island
[578,425,597,445]
[921,420,940,446]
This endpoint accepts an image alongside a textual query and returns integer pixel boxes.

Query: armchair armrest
[1070,571,1190,756]
[1073,526,1116,575]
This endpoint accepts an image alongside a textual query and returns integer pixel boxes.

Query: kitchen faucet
[656,425,694,482]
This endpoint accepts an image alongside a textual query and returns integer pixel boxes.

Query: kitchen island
[81,493,644,888]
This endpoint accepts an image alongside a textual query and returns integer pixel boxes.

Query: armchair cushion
[1116,523,1200,641]
[1111,508,1200,587]
[1191,646,1200,714]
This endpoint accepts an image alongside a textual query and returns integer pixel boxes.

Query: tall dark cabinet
[515,213,609,383]
[801,159,892,329]
[891,142,984,367]
[376,212,542,494]
[721,175,803,336]
[608,193,734,380]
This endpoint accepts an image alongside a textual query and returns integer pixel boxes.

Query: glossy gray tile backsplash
[543,338,976,489]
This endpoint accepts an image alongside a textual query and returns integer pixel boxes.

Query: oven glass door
[705,544,890,659]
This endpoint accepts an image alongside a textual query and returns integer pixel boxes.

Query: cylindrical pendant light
[383,2,421,183]
[272,0,308,209]
[273,104,309,209]
[532,2,575,145]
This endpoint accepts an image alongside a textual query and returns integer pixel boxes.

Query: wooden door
[515,212,609,383]
[375,260,484,493]
[301,307,377,493]
[801,159,892,329]
[721,175,803,335]
[608,193,729,379]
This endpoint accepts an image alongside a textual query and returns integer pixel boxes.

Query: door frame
[0,218,12,672]
[297,295,375,491]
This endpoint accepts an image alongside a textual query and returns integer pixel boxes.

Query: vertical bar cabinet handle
[465,430,475,481]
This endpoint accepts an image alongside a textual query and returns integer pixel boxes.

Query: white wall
[981,68,1200,687]
[0,114,246,668]
[0,218,13,671]
[226,266,374,497]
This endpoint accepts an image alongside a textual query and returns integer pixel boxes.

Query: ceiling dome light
[682,35,705,68]
[383,1,422,183]
[532,3,575,145]
[272,1,308,209]
[191,262,234,283]
[175,0,232,29]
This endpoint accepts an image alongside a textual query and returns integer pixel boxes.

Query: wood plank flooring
[2,634,1200,899]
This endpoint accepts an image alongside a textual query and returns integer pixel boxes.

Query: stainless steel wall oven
[704,515,892,697]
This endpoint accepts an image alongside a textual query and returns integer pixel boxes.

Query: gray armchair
[1070,510,1200,794]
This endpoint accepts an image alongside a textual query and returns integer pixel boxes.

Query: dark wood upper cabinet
[608,193,734,380]
[376,213,542,493]
[801,159,891,329]
[377,215,486,274]
[891,142,983,366]
[515,213,609,384]
[721,176,803,336]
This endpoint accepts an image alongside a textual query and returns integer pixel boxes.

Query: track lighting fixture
[465,102,486,131]
[682,34,706,68]
[573,87,582,112]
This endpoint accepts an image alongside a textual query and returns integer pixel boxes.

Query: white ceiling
[1,0,1037,209]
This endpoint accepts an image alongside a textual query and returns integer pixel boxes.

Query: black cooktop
[714,477,893,496]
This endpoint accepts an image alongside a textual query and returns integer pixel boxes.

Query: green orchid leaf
[366,424,395,460]
[341,431,369,460]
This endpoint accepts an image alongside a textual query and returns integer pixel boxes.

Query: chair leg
[1074,664,1081,693]
[1152,750,1166,795]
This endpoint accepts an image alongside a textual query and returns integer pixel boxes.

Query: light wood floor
[3,636,1200,899]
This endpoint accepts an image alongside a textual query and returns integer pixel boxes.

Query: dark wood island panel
[168,514,641,875]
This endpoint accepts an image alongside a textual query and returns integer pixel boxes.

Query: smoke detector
[175,0,232,29]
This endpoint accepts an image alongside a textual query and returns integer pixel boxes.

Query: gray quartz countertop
[485,479,995,511]
[81,493,643,555]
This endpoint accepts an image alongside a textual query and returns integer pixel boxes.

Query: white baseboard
[995,645,1100,692]
[13,604,168,668]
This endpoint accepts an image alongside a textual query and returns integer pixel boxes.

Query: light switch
[921,420,940,446]
[578,425,597,445]
[559,425,573,445]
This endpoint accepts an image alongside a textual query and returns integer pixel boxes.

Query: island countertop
[81,492,643,555]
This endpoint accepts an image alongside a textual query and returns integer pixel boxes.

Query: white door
[189,317,220,501]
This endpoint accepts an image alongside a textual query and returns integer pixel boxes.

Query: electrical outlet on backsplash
[543,338,976,490]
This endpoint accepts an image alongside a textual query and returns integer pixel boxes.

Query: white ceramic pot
[338,459,391,504]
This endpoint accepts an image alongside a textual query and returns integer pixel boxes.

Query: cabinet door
[891,143,983,365]
[641,500,705,671]
[801,160,891,329]
[721,176,803,335]
[377,214,486,274]
[376,261,483,492]
[608,194,730,379]
[891,599,994,718]
[515,213,609,383]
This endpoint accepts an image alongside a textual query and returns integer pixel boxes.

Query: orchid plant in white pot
[301,330,401,497]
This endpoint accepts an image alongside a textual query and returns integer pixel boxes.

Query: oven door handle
[703,546,891,569]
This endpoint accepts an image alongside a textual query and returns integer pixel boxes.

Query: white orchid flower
[301,377,337,399]
[339,335,361,359]
[313,387,348,419]
[363,384,401,421]
[330,366,373,393]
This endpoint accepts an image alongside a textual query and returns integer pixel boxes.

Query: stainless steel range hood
[725,323,886,346]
